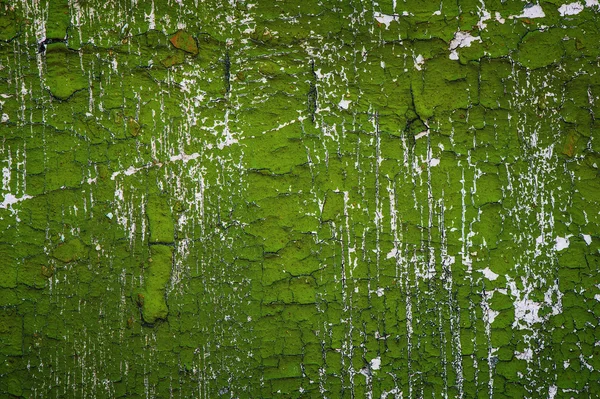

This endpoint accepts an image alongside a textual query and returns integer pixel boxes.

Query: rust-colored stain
[169,30,198,55]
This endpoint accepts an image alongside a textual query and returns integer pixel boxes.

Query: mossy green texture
[44,43,89,100]
[0,309,22,356]
[51,238,87,263]
[139,245,172,324]
[0,0,599,397]
[147,194,175,244]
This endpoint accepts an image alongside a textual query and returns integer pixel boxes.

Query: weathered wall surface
[0,0,599,397]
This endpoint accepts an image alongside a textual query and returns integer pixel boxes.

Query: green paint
[0,0,599,397]
[139,245,172,324]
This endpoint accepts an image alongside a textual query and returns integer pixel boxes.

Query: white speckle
[376,288,384,297]
[429,158,440,167]
[1,113,8,123]
[586,0,599,6]
[511,4,546,19]
[106,212,113,219]
[594,294,600,302]
[480,267,499,281]
[370,357,381,370]
[373,12,399,29]
[338,99,351,110]
[380,60,385,68]
[95,244,101,251]
[433,10,441,15]
[559,2,585,15]
[582,234,592,245]
[554,235,571,251]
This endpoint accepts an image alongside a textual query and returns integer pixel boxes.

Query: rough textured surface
[0,0,599,398]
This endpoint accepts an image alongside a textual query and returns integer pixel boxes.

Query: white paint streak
[169,152,200,163]
[146,0,156,29]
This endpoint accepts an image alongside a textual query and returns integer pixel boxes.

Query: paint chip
[480,267,499,281]
[370,357,381,370]
[338,99,351,110]
[582,234,592,245]
[511,4,546,19]
[554,236,571,251]
[559,2,585,15]
[373,12,399,29]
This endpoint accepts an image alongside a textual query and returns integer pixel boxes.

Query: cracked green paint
[0,0,599,398]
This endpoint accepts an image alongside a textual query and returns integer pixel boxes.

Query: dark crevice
[308,58,318,123]
[224,49,231,95]
[38,38,67,54]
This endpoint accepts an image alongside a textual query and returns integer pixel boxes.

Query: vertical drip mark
[374,111,381,279]
[481,286,496,398]
[341,191,354,397]
[440,195,464,398]
[426,123,435,280]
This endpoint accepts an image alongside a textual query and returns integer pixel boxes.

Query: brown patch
[169,30,198,55]
[562,131,578,157]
